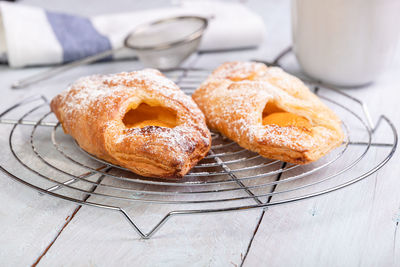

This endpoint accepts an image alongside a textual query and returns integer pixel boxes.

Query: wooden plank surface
[0,0,399,266]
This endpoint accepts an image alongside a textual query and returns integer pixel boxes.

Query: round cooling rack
[0,65,397,239]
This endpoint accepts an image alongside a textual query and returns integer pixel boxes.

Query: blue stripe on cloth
[45,11,112,63]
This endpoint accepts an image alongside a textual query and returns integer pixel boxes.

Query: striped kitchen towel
[0,1,266,68]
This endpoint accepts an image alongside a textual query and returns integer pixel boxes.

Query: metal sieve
[11,16,208,89]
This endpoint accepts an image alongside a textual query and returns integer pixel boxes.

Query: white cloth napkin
[0,1,265,68]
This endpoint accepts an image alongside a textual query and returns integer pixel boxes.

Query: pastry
[192,62,344,164]
[51,69,211,178]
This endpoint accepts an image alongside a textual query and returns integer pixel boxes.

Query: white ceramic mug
[291,0,400,87]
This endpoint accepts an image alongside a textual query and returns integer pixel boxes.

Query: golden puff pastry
[51,69,211,178]
[192,62,344,164]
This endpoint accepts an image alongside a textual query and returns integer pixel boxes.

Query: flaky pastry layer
[51,69,211,178]
[192,62,344,164]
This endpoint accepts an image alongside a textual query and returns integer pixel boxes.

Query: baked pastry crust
[51,69,211,178]
[192,62,344,164]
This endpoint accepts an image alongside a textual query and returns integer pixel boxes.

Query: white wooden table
[1,0,400,266]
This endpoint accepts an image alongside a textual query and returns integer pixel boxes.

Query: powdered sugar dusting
[192,61,343,157]
[211,61,268,81]
[51,69,211,174]
[107,121,203,164]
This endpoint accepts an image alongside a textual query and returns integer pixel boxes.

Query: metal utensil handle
[11,48,122,89]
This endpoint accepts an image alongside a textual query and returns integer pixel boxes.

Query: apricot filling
[228,73,256,82]
[123,103,178,128]
[262,102,311,128]
[262,112,311,128]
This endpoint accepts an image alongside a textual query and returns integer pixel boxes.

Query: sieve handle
[11,48,123,89]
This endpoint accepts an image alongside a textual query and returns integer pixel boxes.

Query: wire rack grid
[0,53,397,239]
